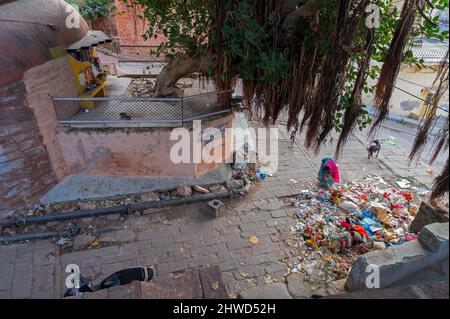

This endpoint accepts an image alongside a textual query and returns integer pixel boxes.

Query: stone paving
[0,122,444,299]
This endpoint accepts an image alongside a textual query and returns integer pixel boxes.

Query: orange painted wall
[23,56,77,181]
[55,115,233,179]
[113,0,167,46]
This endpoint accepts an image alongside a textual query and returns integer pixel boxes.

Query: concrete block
[207,199,225,218]
[238,283,292,299]
[286,273,312,298]
[345,239,447,292]
[411,202,449,232]
[418,222,449,253]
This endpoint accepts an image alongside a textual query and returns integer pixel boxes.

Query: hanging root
[430,158,449,201]
[370,0,417,136]
[304,0,370,151]
[409,50,449,163]
[429,119,449,164]
[336,28,374,158]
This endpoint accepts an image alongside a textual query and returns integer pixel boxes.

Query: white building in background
[363,5,449,120]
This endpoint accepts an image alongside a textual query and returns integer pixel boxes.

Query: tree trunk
[154,50,214,97]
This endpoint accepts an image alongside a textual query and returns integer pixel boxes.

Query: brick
[226,237,253,250]
[179,222,212,234]
[0,158,24,174]
[101,262,128,276]
[190,244,227,257]
[264,262,288,274]
[157,261,189,274]
[251,240,279,255]
[0,151,21,164]
[239,222,265,232]
[11,274,33,299]
[0,263,13,291]
[32,265,54,295]
[271,209,287,218]
[186,254,220,268]
[157,249,191,264]
[14,262,33,276]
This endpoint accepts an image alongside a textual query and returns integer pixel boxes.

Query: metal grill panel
[118,46,167,63]
[52,92,231,126]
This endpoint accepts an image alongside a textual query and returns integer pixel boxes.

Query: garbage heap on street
[284,174,420,285]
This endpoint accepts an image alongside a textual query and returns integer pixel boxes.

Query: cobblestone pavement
[0,122,443,299]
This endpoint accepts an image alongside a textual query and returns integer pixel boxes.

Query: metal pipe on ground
[0,227,79,243]
[0,191,235,228]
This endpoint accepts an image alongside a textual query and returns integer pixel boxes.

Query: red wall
[0,81,57,214]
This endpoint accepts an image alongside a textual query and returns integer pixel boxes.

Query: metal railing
[52,91,231,127]
[117,45,167,63]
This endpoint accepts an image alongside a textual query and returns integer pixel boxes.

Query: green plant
[67,0,115,20]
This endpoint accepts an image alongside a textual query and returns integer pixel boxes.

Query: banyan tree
[129,0,449,200]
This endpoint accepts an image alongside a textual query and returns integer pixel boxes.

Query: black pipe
[0,226,79,243]
[130,190,233,211]
[0,206,128,227]
[0,190,235,227]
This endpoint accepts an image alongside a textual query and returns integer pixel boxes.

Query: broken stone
[207,200,225,218]
[418,222,449,253]
[326,279,346,295]
[73,235,96,250]
[226,179,244,191]
[98,234,119,244]
[78,202,96,210]
[141,192,160,202]
[373,241,386,250]
[286,273,313,298]
[209,184,225,192]
[61,202,72,211]
[238,283,292,299]
[193,185,210,194]
[345,240,442,291]
[176,185,192,197]
[411,202,449,232]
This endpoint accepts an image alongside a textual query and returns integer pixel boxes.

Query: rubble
[410,202,449,232]
[193,185,210,194]
[73,234,96,250]
[176,185,192,197]
[78,202,96,211]
[140,192,160,202]
[226,179,244,191]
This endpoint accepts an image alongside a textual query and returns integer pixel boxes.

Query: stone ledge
[345,223,449,292]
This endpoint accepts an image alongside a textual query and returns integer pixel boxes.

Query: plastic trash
[339,200,360,214]
[256,167,267,181]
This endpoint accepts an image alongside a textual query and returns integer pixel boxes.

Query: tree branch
[417,1,438,26]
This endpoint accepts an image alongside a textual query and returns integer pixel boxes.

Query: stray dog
[367,140,381,159]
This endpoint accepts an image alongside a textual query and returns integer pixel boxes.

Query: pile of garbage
[285,174,419,284]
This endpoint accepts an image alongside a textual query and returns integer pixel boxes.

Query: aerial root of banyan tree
[151,0,449,199]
